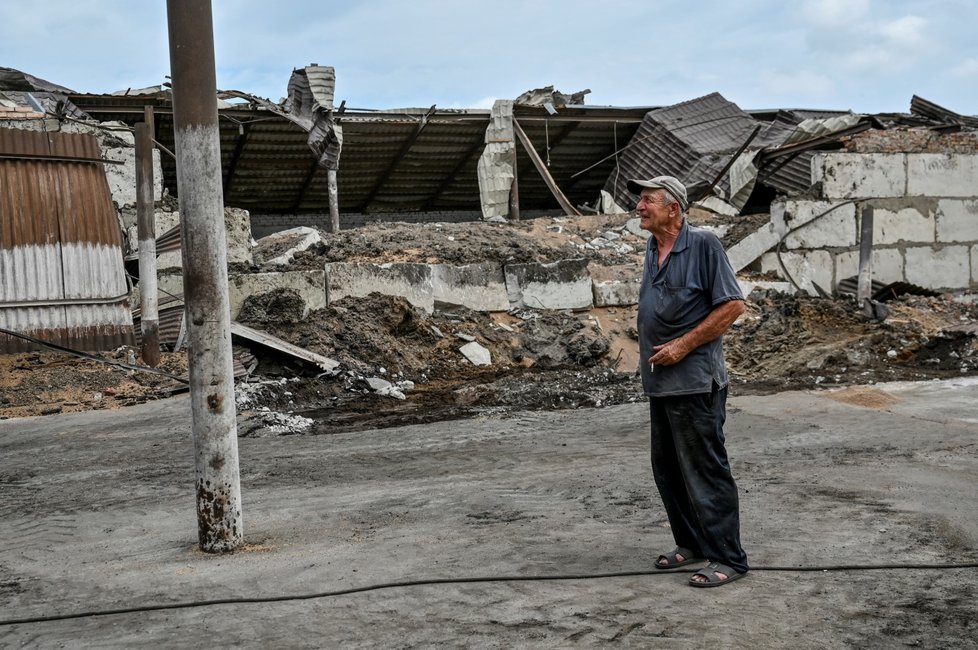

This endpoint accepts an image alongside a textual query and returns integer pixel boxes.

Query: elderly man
[630,175,748,588]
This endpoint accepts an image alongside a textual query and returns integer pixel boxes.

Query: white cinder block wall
[760,152,978,293]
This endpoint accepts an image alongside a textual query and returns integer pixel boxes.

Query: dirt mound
[2,213,977,431]
[726,290,978,393]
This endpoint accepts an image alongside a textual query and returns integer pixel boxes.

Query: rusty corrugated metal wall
[0,127,135,353]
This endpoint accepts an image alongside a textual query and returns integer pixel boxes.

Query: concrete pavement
[1,377,977,648]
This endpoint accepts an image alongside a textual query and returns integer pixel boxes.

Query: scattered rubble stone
[2,216,978,433]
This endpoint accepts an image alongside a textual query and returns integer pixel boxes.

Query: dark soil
[3,214,977,434]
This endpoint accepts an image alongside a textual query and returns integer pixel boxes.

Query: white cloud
[880,15,926,47]
[843,46,895,72]
[802,0,870,27]
[948,58,978,78]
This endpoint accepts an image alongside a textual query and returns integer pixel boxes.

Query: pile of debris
[3,213,977,434]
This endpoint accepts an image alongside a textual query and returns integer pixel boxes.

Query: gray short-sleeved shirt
[637,220,743,397]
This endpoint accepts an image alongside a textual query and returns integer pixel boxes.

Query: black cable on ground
[774,199,857,294]
[2,562,977,627]
[0,326,187,384]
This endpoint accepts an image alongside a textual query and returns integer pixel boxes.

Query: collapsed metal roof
[69,86,649,217]
[4,65,970,221]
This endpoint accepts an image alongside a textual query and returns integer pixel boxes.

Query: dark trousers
[649,384,748,574]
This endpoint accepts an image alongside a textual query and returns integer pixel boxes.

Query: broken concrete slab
[504,258,593,310]
[459,341,491,366]
[229,321,341,375]
[228,270,326,320]
[624,218,651,240]
[325,262,434,314]
[592,280,641,307]
[726,214,787,272]
[760,249,835,295]
[737,279,796,296]
[256,226,322,266]
[364,377,406,400]
[431,263,510,312]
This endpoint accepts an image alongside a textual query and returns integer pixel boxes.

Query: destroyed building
[2,63,977,365]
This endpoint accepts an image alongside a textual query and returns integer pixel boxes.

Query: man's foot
[655,547,704,569]
[688,561,746,587]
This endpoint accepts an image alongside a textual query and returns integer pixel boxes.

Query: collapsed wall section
[734,152,978,293]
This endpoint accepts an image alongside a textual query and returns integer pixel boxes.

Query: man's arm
[649,299,745,366]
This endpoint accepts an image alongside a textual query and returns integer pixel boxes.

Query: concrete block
[813,153,906,199]
[907,154,978,198]
[936,199,978,243]
[834,248,905,285]
[504,259,592,310]
[905,245,971,290]
[624,218,651,240]
[157,271,184,301]
[726,208,787,272]
[973,245,978,284]
[325,262,434,313]
[153,208,253,269]
[432,263,510,312]
[125,209,181,260]
[228,270,326,320]
[781,200,857,249]
[592,279,641,306]
[459,341,492,366]
[224,208,255,266]
[255,226,321,266]
[102,146,164,208]
[872,206,935,245]
[760,250,834,296]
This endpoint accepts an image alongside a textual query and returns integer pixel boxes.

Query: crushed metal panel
[603,93,761,210]
[477,100,516,219]
[910,95,978,129]
[0,127,134,353]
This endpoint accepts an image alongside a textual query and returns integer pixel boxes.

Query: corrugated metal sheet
[910,95,978,129]
[0,127,134,353]
[70,92,648,216]
[603,93,761,207]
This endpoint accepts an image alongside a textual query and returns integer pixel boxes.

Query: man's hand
[649,339,692,366]
[647,299,746,368]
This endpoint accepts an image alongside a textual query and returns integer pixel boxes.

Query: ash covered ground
[2,213,977,433]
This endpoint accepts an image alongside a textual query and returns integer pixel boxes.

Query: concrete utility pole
[327,168,340,232]
[135,115,160,368]
[166,0,243,552]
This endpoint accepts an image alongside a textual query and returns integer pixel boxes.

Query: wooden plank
[512,118,580,217]
[229,321,341,374]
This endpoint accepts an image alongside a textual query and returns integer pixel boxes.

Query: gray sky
[2,0,975,114]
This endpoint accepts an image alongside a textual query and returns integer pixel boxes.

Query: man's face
[636,189,677,233]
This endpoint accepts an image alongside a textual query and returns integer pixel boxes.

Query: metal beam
[359,105,436,212]
[512,118,580,217]
[223,122,251,197]
[420,139,484,211]
[291,158,319,213]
